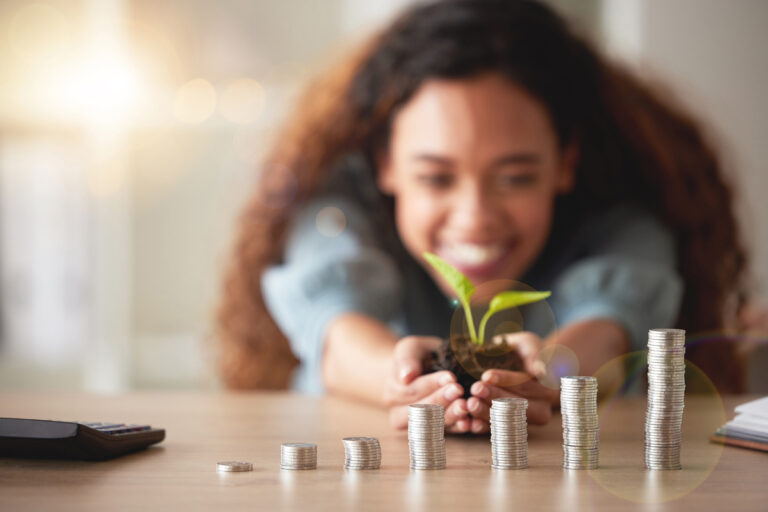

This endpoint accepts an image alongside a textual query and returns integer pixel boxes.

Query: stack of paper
[712,396,768,452]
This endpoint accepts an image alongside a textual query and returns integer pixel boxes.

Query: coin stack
[408,404,446,470]
[216,461,253,473]
[490,397,528,469]
[645,328,686,470]
[560,376,599,470]
[342,437,381,470]
[280,442,317,470]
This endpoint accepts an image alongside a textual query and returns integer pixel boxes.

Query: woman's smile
[437,239,518,283]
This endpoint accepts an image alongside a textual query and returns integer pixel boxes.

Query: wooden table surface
[0,392,766,511]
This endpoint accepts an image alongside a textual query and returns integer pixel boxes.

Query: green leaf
[422,252,477,342]
[477,290,551,343]
[487,290,552,315]
[422,252,475,304]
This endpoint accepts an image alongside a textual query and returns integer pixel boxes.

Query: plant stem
[462,301,479,344]
[477,310,492,345]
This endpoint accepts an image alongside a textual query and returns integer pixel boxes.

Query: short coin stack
[280,442,317,470]
[408,404,446,470]
[645,328,686,470]
[560,376,599,470]
[342,437,381,470]
[490,397,529,469]
[216,461,253,473]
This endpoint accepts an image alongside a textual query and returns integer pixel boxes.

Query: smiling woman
[216,0,748,432]
[376,74,576,290]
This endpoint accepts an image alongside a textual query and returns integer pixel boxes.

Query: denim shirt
[262,159,683,393]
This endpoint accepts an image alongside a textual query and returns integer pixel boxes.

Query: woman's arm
[321,313,397,405]
[322,313,472,431]
[545,317,630,378]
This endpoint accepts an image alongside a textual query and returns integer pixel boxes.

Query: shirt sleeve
[261,195,403,388]
[548,206,684,351]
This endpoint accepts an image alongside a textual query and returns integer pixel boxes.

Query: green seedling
[423,252,551,345]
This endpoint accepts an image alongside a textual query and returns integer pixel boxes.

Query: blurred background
[0,0,766,392]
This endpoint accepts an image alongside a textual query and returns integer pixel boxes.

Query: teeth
[442,243,505,267]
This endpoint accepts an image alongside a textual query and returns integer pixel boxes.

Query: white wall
[603,0,768,300]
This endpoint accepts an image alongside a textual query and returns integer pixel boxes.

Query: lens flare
[537,344,579,390]
[316,206,347,237]
[588,352,725,503]
[173,79,216,124]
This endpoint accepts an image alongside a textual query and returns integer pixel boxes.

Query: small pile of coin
[490,397,528,469]
[216,461,253,473]
[280,442,317,470]
[408,404,446,470]
[560,376,599,470]
[645,328,686,470]
[342,437,381,469]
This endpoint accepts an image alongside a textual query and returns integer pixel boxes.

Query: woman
[216,0,748,433]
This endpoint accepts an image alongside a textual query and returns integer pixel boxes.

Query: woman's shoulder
[579,202,676,263]
[524,200,678,291]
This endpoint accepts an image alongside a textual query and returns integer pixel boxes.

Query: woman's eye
[497,173,536,187]
[417,174,453,188]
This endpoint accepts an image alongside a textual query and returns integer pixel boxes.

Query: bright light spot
[173,79,216,124]
[57,50,145,127]
[220,78,265,124]
[316,206,347,237]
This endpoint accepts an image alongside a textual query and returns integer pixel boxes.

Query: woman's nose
[449,182,499,232]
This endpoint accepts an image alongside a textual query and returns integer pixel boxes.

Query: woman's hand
[384,336,471,433]
[467,332,559,433]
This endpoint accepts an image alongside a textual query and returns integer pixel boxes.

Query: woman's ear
[556,141,579,194]
[376,150,395,195]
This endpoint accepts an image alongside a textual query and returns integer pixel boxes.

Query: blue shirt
[262,156,683,393]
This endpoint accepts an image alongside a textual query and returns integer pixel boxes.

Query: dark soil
[422,334,524,399]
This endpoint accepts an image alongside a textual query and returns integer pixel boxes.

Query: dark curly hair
[215,0,749,392]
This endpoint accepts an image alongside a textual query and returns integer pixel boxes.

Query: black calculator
[0,418,165,461]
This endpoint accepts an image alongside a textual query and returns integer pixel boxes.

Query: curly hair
[215,0,749,392]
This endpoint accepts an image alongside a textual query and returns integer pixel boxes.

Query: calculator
[0,417,165,460]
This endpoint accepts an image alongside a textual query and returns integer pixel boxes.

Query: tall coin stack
[342,437,381,470]
[408,404,446,470]
[280,442,317,470]
[490,397,528,469]
[645,328,686,470]
[560,376,599,470]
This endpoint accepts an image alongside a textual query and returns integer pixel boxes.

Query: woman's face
[378,73,577,296]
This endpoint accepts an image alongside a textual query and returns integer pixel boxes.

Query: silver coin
[280,452,318,459]
[492,452,529,459]
[281,442,316,450]
[490,422,528,429]
[216,461,253,472]
[409,448,445,455]
[492,397,528,406]
[408,445,446,452]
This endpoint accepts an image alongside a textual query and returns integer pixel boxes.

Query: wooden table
[1,392,766,511]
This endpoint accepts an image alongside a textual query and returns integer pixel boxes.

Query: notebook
[711,396,768,452]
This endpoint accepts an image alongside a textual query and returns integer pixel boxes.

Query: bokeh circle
[587,351,725,504]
